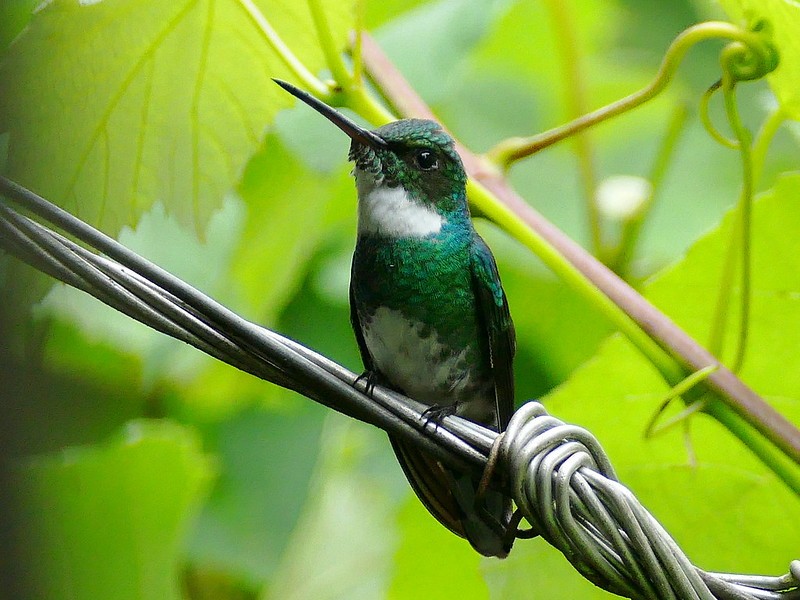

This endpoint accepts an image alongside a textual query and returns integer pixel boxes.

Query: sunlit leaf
[0,0,355,234]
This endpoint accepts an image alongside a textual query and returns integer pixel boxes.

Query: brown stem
[358,33,800,464]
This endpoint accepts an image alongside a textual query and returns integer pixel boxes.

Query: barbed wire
[0,176,797,599]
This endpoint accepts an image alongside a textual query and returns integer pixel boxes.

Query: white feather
[362,307,471,404]
[355,171,443,238]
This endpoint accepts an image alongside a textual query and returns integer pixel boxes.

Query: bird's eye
[415,149,438,171]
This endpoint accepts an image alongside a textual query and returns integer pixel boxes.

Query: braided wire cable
[498,404,800,599]
[1,176,798,599]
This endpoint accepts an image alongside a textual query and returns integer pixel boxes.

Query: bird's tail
[389,436,512,558]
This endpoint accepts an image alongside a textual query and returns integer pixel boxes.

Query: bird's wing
[349,278,376,372]
[470,233,516,429]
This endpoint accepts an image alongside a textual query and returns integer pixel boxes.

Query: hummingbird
[275,80,516,557]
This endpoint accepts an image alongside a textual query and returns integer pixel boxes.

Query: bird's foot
[421,403,457,430]
[354,370,384,397]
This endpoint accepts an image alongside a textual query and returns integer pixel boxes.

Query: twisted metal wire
[498,404,800,599]
[1,176,798,599]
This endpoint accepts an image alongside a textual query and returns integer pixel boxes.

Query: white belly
[362,306,472,404]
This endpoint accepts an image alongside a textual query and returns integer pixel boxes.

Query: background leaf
[533,176,800,597]
[0,0,355,234]
[185,403,328,589]
[4,420,212,600]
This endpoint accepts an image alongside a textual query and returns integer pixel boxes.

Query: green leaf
[388,496,488,600]
[476,221,614,399]
[1,318,149,456]
[0,0,37,50]
[7,420,212,600]
[718,0,800,119]
[230,135,351,324]
[539,175,800,581]
[463,0,737,263]
[364,0,430,28]
[645,174,800,398]
[375,0,512,104]
[0,0,355,235]
[176,147,355,418]
[264,414,406,600]
[37,196,245,388]
[186,403,327,588]
[485,539,616,599]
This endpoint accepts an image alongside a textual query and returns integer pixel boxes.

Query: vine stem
[644,365,718,439]
[707,212,740,360]
[486,21,775,168]
[751,105,787,187]
[722,80,753,374]
[700,82,739,149]
[351,0,366,86]
[544,0,602,258]
[707,73,778,373]
[234,0,328,97]
[355,33,800,476]
[307,0,353,87]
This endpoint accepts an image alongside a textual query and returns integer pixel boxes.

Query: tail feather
[390,435,512,558]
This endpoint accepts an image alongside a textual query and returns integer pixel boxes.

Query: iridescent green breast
[353,224,476,348]
[351,223,495,422]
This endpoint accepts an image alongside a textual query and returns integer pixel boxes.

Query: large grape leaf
[489,175,800,597]
[718,0,800,119]
[7,420,212,600]
[0,0,354,235]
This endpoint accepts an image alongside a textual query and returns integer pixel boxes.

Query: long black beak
[273,79,387,150]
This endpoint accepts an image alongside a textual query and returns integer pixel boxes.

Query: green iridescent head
[349,119,466,207]
[274,80,468,215]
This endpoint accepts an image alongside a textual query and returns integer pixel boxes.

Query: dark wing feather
[470,233,516,429]
[349,281,375,372]
[389,438,466,538]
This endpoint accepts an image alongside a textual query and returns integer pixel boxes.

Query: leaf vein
[191,0,217,230]
[63,0,200,227]
[130,56,157,221]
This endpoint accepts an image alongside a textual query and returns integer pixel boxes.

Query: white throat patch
[355,171,443,238]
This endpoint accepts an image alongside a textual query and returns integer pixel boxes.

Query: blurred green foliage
[1,0,799,599]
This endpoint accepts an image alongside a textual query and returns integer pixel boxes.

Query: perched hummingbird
[275,80,516,557]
